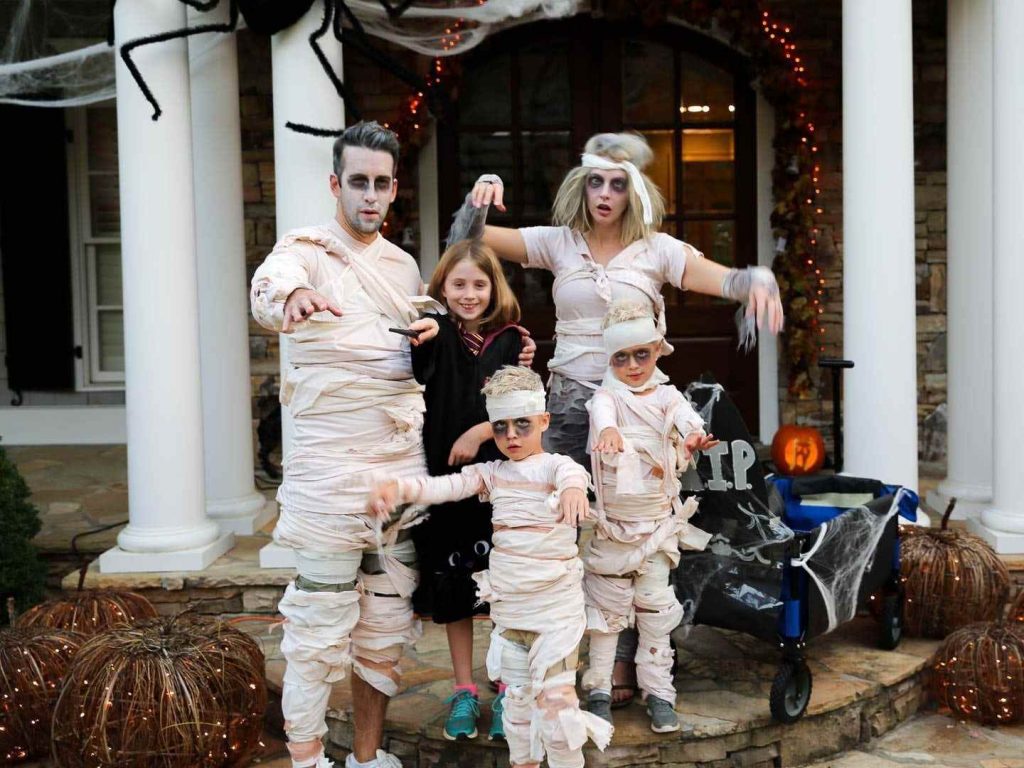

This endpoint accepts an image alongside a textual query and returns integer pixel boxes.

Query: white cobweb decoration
[0,0,115,107]
[0,0,582,108]
[791,492,905,634]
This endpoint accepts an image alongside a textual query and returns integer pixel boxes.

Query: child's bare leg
[446,618,476,687]
[612,641,638,704]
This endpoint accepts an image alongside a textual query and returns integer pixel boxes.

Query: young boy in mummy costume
[368,366,612,768]
[583,301,718,733]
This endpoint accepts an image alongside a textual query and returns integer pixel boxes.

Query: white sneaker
[345,750,403,768]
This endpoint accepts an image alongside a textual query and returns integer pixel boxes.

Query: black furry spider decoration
[116,0,444,136]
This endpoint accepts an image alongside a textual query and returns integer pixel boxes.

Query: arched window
[438,19,759,425]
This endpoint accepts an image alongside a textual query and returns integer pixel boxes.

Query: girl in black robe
[410,240,523,740]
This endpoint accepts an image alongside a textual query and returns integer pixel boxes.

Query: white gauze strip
[581,153,653,225]
[486,390,547,422]
[602,316,662,356]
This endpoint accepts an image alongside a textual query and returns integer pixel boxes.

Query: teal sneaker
[488,690,506,741]
[443,689,480,740]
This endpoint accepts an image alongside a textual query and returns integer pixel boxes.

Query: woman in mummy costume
[368,366,612,768]
[448,131,785,706]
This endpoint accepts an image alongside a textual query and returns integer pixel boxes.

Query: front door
[437,18,760,431]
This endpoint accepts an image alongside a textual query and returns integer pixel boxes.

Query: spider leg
[286,0,359,136]
[118,0,239,121]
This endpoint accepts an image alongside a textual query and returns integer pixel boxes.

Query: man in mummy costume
[250,121,441,768]
[583,301,718,733]
[368,366,612,768]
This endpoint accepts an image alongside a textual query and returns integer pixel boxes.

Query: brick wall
[237,1,950,475]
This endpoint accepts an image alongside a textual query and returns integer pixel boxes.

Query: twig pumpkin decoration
[51,616,267,768]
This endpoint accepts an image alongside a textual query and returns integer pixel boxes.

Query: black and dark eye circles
[610,178,628,193]
[492,421,508,435]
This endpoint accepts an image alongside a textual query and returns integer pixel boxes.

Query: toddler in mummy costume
[583,301,718,733]
[368,366,612,768]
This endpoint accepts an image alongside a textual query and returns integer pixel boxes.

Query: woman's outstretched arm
[446,175,529,264]
[682,251,785,337]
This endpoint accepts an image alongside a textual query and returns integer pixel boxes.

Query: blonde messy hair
[551,132,666,245]
[481,365,544,397]
[601,300,655,330]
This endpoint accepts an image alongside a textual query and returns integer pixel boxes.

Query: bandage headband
[581,152,654,225]
[603,315,673,358]
[486,390,547,422]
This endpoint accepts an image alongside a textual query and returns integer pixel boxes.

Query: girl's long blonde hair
[551,132,665,245]
[427,240,521,332]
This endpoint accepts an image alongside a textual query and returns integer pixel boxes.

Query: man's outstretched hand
[282,288,342,333]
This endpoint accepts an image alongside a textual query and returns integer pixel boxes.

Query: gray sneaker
[587,692,614,725]
[645,695,680,733]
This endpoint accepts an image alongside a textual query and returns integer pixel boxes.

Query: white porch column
[841,0,918,492]
[261,0,344,569]
[928,0,994,520]
[188,5,274,535]
[100,0,233,573]
[970,0,1024,553]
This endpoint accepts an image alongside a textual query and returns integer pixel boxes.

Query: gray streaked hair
[332,120,400,177]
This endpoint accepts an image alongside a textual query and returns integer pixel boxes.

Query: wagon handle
[818,357,854,472]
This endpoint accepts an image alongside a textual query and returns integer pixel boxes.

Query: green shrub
[0,444,46,625]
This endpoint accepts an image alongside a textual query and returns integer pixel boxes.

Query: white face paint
[585,168,629,225]
[330,146,398,242]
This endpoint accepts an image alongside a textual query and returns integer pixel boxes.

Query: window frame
[66,103,125,390]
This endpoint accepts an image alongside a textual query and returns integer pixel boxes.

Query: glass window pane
[679,52,734,123]
[520,41,570,127]
[95,244,122,306]
[639,130,675,215]
[87,106,118,172]
[680,219,735,308]
[505,261,553,316]
[521,132,570,219]
[459,133,514,223]
[683,220,735,267]
[97,310,124,372]
[458,52,511,126]
[622,39,674,124]
[682,129,734,213]
[89,172,120,235]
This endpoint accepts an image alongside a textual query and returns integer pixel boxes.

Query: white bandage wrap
[485,389,547,422]
[581,153,654,225]
[351,570,423,697]
[497,640,612,768]
[279,583,362,743]
[602,316,665,357]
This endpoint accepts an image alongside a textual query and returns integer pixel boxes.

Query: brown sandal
[610,683,638,709]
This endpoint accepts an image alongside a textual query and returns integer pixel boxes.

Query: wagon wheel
[770,658,812,723]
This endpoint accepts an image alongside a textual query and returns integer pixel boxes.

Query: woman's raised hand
[748,280,785,335]
[471,174,506,212]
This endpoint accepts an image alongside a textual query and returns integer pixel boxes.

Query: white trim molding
[0,405,126,445]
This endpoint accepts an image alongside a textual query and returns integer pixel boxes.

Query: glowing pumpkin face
[771,424,826,475]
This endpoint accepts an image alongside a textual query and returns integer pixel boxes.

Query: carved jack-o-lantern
[771,424,826,476]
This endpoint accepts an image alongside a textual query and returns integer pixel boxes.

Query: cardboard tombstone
[672,375,794,642]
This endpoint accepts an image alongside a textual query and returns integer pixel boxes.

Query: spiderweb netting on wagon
[672,378,795,643]
[787,495,904,636]
[672,377,909,643]
[0,0,582,108]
